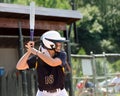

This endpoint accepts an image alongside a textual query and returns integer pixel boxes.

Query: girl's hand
[25,41,39,55]
[25,41,35,53]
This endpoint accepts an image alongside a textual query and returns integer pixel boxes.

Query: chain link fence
[0,53,120,96]
[71,53,120,96]
[0,70,37,96]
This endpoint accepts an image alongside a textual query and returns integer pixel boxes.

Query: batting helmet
[41,30,65,49]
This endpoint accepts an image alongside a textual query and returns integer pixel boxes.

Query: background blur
[0,0,120,96]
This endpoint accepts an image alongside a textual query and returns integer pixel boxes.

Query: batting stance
[16,30,68,96]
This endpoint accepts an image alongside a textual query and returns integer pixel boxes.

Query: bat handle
[30,29,34,41]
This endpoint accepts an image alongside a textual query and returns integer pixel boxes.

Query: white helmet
[41,30,66,49]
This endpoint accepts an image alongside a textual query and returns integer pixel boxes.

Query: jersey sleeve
[27,55,37,68]
[57,52,66,66]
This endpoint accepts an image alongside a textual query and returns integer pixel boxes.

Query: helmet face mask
[40,30,66,50]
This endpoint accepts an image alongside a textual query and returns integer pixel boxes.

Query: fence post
[103,52,109,95]
[64,29,74,96]
[91,52,97,96]
[18,21,28,96]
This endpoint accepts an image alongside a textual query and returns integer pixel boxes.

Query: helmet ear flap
[50,45,55,50]
[40,38,55,50]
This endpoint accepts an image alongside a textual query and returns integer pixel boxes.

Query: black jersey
[27,51,66,91]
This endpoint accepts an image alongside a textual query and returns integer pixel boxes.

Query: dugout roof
[0,3,82,47]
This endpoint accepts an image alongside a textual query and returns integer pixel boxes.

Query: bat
[30,1,35,41]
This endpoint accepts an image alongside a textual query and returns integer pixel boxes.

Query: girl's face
[55,42,62,52]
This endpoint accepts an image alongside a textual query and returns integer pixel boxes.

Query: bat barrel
[30,1,35,41]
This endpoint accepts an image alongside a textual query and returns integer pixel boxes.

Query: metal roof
[0,3,82,24]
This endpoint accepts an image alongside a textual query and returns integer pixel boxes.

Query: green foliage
[77,47,86,55]
[95,58,112,76]
[35,0,71,9]
[71,57,82,77]
[110,60,120,72]
[100,39,117,53]
[78,4,103,33]
[12,0,29,5]
[75,0,120,54]
[70,43,80,54]
[5,0,71,9]
[71,4,104,54]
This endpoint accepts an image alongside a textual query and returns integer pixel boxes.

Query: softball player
[16,30,68,96]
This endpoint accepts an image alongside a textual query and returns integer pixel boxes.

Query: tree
[76,4,103,54]
[74,0,120,54]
